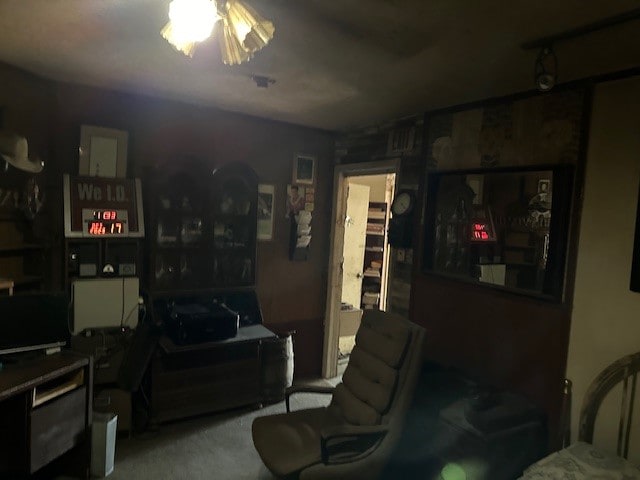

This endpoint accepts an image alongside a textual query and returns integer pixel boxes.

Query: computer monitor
[0,293,69,355]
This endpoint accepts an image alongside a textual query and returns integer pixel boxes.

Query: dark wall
[410,87,589,447]
[0,63,57,286]
[335,88,589,447]
[0,64,53,157]
[0,62,335,377]
[411,275,571,444]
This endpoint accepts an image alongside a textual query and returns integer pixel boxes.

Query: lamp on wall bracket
[522,7,640,91]
[162,0,275,65]
[534,46,558,92]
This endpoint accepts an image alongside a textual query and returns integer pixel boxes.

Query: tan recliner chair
[252,310,426,479]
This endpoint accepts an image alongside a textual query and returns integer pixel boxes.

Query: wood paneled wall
[0,62,335,377]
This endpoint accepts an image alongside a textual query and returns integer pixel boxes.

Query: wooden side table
[149,324,277,424]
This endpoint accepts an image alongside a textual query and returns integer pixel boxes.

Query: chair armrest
[320,424,389,464]
[285,385,335,412]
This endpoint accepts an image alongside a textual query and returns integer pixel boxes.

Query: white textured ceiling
[0,1,639,131]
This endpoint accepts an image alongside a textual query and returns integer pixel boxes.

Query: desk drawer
[30,387,87,473]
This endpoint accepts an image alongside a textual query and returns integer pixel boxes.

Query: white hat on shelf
[0,130,44,173]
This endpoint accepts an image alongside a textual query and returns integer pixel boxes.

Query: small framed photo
[293,154,315,185]
[79,125,128,178]
[286,184,305,218]
[257,184,275,241]
[538,179,551,194]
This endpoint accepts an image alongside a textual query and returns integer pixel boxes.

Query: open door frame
[322,159,401,378]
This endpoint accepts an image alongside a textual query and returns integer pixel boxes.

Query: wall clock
[388,190,416,248]
[391,190,415,216]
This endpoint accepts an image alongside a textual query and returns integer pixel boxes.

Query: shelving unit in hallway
[361,201,390,310]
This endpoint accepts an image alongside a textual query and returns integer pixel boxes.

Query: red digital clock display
[88,221,125,236]
[94,210,117,220]
[81,208,129,237]
[472,222,492,241]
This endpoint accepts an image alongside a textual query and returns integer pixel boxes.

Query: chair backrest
[328,310,424,426]
[578,350,640,459]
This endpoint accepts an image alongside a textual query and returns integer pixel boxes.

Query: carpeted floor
[106,379,337,480]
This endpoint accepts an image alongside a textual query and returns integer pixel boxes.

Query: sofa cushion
[330,383,381,425]
[356,311,411,368]
[252,407,343,477]
[329,311,412,425]
[349,347,398,391]
[341,351,397,414]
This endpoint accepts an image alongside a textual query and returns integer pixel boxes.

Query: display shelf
[11,275,43,287]
[360,201,390,310]
[145,160,258,292]
[65,238,141,286]
[0,193,48,292]
[154,244,204,251]
[0,244,43,254]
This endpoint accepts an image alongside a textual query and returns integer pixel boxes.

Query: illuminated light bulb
[162,0,220,57]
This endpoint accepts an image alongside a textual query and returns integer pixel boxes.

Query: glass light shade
[162,0,220,56]
[218,16,252,65]
[225,0,275,54]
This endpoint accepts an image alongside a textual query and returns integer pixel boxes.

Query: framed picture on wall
[293,154,315,185]
[257,184,275,241]
[79,125,128,178]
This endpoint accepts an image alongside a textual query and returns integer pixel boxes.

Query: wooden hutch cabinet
[142,160,277,425]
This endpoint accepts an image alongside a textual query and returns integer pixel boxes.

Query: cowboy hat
[0,130,44,173]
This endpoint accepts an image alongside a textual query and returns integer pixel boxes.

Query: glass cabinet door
[210,163,258,287]
[146,161,258,292]
[151,167,206,290]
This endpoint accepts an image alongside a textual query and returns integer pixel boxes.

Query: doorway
[322,160,399,379]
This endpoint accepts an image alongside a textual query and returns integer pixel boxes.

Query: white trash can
[91,412,118,477]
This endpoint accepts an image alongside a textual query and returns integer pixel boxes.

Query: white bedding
[519,442,640,479]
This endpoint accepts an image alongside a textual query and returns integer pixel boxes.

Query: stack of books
[362,291,380,309]
[366,223,385,235]
[367,207,386,220]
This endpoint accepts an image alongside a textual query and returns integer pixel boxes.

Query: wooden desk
[0,351,93,478]
[149,324,277,424]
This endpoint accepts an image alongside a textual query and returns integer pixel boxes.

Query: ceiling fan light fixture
[225,0,275,54]
[219,16,253,65]
[162,0,220,57]
[161,0,274,64]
